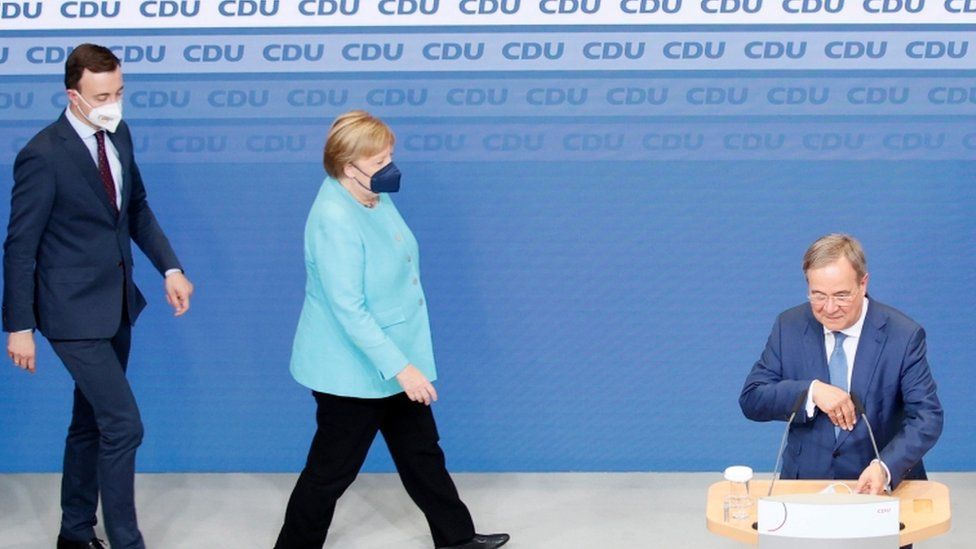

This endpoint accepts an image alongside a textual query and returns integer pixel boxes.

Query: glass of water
[723,465,753,521]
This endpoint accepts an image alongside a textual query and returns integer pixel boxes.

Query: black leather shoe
[56,535,106,549]
[438,533,510,549]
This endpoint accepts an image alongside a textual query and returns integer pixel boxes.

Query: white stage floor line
[0,472,971,548]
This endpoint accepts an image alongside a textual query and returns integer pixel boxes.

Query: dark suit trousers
[49,316,145,549]
[275,391,475,549]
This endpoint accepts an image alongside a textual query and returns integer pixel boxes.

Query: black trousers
[275,391,476,549]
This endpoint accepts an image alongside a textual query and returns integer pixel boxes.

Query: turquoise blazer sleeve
[290,179,436,398]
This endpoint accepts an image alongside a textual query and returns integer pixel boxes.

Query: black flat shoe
[438,533,510,549]
[56,535,106,549]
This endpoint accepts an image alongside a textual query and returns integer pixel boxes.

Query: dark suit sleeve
[881,326,943,487]
[2,147,56,332]
[739,315,816,424]
[123,134,182,276]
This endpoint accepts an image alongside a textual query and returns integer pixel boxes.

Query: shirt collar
[65,105,98,140]
[823,296,869,339]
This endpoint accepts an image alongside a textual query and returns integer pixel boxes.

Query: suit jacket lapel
[849,299,887,408]
[55,113,119,221]
[803,309,829,383]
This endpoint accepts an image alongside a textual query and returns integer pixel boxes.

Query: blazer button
[832,450,840,458]
[117,261,123,267]
[418,298,424,306]
[406,255,412,263]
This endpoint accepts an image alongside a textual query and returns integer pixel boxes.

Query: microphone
[768,390,808,497]
[851,394,890,495]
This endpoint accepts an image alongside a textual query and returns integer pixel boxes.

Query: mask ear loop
[68,90,88,118]
[73,90,90,109]
[348,163,374,194]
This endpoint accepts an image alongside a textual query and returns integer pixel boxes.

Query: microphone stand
[851,393,891,496]
[768,390,808,497]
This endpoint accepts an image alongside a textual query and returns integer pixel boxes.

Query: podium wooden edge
[705,479,951,545]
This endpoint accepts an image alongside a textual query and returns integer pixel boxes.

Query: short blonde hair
[803,233,868,280]
[323,110,395,179]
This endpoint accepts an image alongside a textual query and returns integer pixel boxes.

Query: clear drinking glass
[723,465,753,521]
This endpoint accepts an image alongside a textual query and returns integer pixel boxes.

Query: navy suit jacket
[739,299,943,488]
[2,112,181,339]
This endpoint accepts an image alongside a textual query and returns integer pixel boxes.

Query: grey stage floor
[1,472,972,548]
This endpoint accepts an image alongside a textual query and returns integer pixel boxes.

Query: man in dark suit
[3,44,194,549]
[740,234,942,495]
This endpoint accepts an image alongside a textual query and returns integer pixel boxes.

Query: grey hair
[803,233,867,280]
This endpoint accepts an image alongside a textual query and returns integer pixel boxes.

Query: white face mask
[74,91,123,133]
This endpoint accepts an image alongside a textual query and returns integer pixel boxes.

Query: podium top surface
[705,479,950,545]
[766,492,894,504]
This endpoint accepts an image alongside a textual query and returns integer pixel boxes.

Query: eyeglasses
[808,293,857,306]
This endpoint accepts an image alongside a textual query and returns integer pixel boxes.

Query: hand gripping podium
[706,479,950,547]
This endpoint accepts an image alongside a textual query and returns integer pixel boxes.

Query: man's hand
[812,380,857,431]
[396,364,438,406]
[164,272,194,316]
[8,331,36,373]
[856,460,888,495]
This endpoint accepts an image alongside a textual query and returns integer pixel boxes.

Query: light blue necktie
[828,332,848,439]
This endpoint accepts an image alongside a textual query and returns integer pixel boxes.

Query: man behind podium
[3,44,193,548]
[740,234,942,497]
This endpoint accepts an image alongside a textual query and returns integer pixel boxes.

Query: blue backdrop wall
[1,6,974,474]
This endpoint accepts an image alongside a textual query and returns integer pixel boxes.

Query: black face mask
[353,162,401,193]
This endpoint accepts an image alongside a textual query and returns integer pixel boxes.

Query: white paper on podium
[758,493,899,548]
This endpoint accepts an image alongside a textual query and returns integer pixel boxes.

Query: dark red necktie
[94,131,119,213]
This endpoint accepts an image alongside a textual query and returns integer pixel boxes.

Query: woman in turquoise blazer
[275,111,509,549]
[290,159,434,399]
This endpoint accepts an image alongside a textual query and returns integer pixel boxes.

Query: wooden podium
[706,479,951,546]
